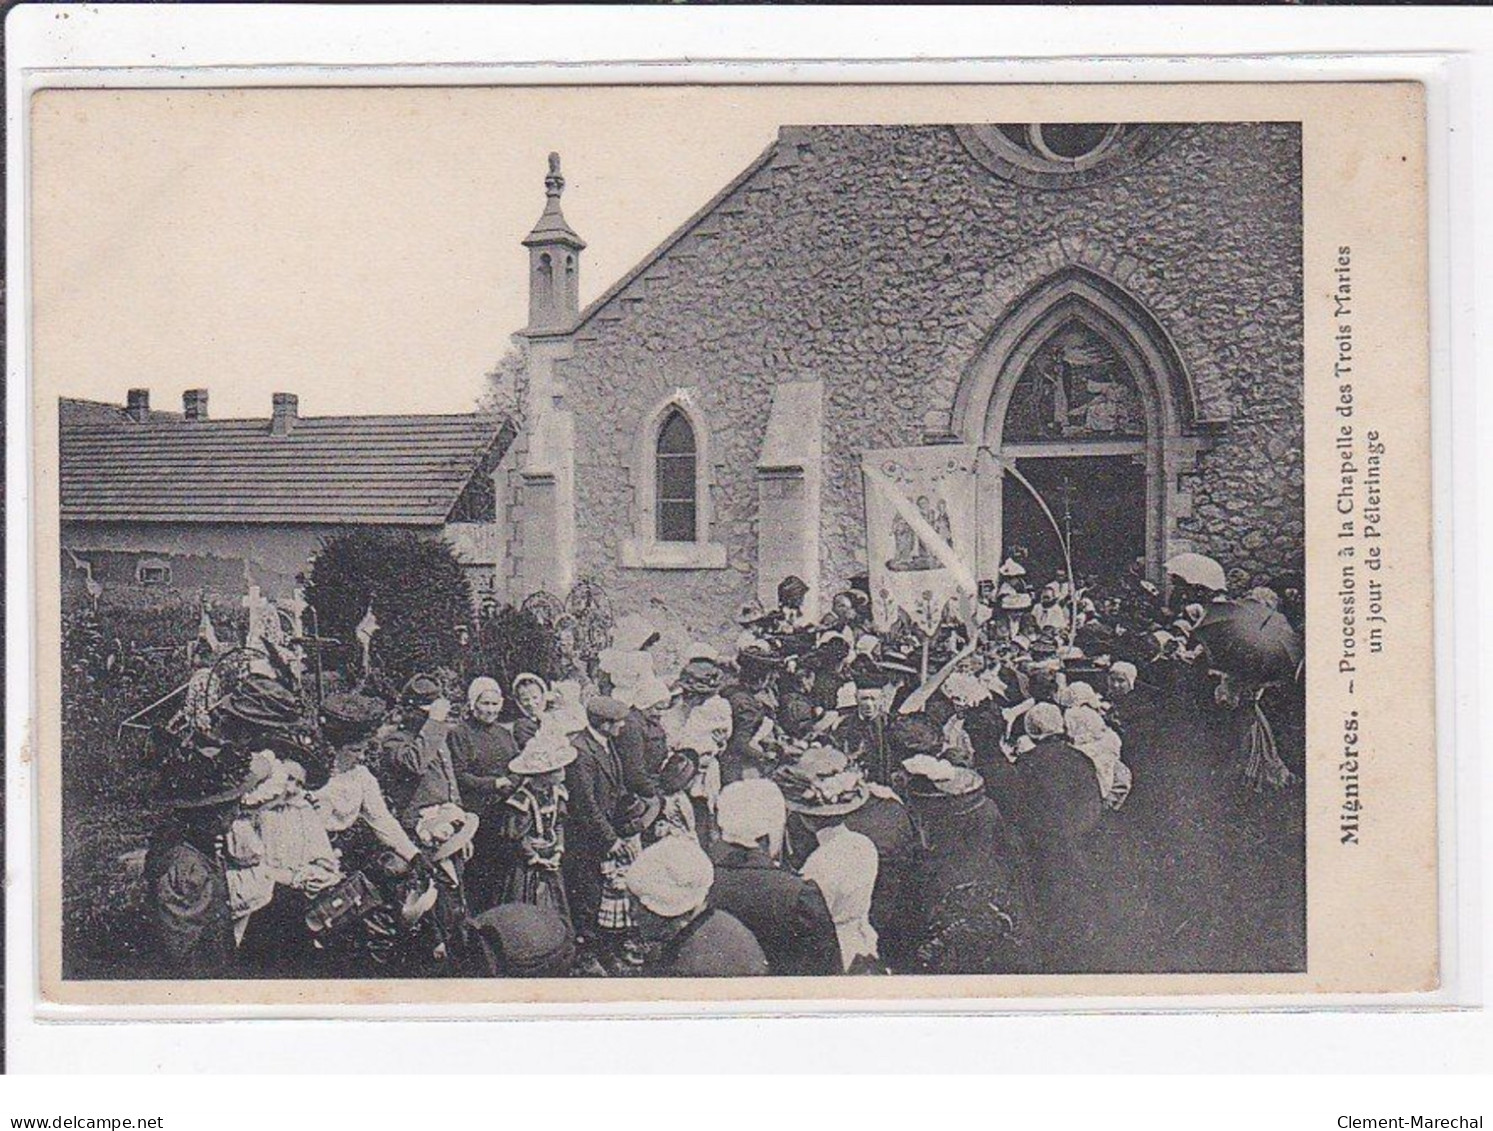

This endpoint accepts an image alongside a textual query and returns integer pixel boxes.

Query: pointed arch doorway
[956,271,1196,586]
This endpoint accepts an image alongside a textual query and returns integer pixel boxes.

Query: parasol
[1192,598,1303,684]
[1164,552,1228,592]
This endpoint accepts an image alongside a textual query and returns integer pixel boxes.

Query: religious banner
[861,444,980,634]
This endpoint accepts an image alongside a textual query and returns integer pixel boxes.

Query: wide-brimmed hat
[320,692,386,745]
[154,741,263,809]
[219,674,303,732]
[675,658,726,696]
[774,744,870,817]
[656,748,699,794]
[399,673,443,710]
[901,754,985,799]
[1000,590,1035,611]
[509,724,579,775]
[597,648,655,690]
[616,793,663,839]
[998,557,1028,579]
[620,676,678,713]
[414,805,481,862]
[846,657,888,691]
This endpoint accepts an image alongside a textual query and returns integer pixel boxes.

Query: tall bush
[305,528,473,694]
[464,603,561,703]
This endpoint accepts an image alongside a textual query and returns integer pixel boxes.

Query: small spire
[523,151,585,251]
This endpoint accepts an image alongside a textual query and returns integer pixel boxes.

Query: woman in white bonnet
[1063,703,1132,810]
[800,826,882,974]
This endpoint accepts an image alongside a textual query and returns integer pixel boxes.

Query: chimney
[125,388,151,422]
[182,388,209,421]
[271,392,299,436]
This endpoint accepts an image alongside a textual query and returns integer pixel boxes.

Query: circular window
[1030,123,1120,163]
[954,123,1176,189]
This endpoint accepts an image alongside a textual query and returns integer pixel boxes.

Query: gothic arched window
[655,408,699,542]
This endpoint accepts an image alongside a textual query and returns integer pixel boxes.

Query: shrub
[305,528,474,694]
[464,603,561,703]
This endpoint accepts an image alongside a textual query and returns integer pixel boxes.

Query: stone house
[502,123,1304,644]
[60,389,515,606]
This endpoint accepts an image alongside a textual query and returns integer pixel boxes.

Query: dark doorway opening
[1002,455,1146,587]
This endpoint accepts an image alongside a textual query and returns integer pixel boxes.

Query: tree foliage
[306,528,473,694]
[478,341,529,425]
[464,603,562,703]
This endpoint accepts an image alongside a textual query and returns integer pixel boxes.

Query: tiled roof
[60,406,514,526]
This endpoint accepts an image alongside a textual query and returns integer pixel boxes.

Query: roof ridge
[558,135,784,336]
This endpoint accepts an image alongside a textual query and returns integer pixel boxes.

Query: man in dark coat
[626,837,768,978]
[612,680,673,797]
[831,667,895,786]
[377,674,462,831]
[707,780,840,976]
[563,696,632,939]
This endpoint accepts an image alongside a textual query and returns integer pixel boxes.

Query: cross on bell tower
[523,152,586,332]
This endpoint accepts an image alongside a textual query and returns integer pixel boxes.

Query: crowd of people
[141,551,1303,980]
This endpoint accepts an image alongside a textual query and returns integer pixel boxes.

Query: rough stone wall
[551,123,1303,643]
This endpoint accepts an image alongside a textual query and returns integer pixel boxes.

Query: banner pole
[1000,458,1078,647]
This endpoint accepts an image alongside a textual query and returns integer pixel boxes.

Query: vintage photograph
[33,82,1425,1003]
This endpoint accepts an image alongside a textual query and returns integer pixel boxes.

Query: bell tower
[523,152,586,332]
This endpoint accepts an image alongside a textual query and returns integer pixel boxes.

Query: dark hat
[902,759,986,801]
[400,674,443,709]
[471,904,575,978]
[848,573,871,597]
[736,646,786,677]
[616,793,663,839]
[737,601,777,628]
[887,715,945,759]
[799,634,850,672]
[219,674,303,733]
[847,656,890,690]
[584,696,630,725]
[154,741,261,809]
[676,658,726,696]
[656,749,699,795]
[778,692,820,739]
[777,575,810,607]
[320,692,386,745]
[1028,628,1062,658]
[1075,620,1117,655]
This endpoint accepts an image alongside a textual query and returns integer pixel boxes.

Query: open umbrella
[1164,552,1228,593]
[1192,598,1303,685]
